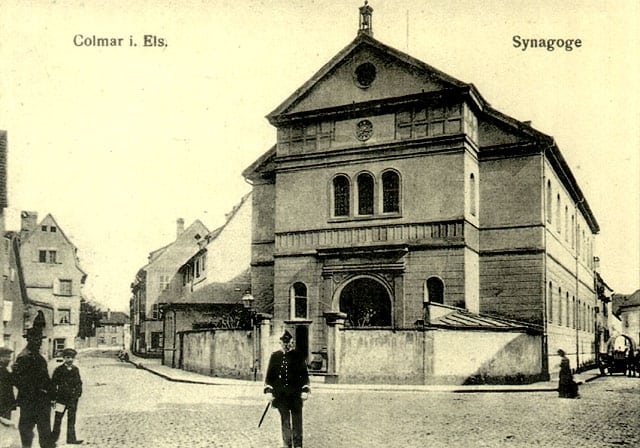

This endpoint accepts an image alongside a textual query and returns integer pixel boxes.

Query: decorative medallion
[356,119,373,141]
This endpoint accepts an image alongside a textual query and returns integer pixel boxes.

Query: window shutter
[53,279,60,295]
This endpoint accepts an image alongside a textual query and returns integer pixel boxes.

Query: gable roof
[99,311,129,325]
[612,290,640,315]
[267,32,467,122]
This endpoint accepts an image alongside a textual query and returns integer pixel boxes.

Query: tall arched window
[546,180,552,223]
[469,173,477,216]
[290,282,308,319]
[558,287,563,325]
[333,175,350,217]
[571,215,575,248]
[357,173,374,215]
[564,206,569,241]
[565,292,570,327]
[556,194,561,234]
[548,282,553,323]
[425,277,444,304]
[381,170,400,213]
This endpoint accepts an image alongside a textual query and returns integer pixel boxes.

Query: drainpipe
[575,197,585,370]
[541,149,549,380]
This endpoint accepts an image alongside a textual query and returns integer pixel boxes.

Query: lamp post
[241,292,258,380]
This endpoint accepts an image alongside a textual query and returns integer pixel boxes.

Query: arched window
[558,287,563,325]
[290,282,308,319]
[556,194,561,234]
[565,292,570,327]
[381,170,400,213]
[546,180,552,223]
[426,277,444,304]
[571,215,575,248]
[357,173,374,215]
[564,206,569,241]
[333,175,350,217]
[469,173,477,216]
[548,282,553,323]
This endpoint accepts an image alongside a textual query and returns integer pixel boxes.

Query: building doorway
[295,325,309,362]
[339,277,392,327]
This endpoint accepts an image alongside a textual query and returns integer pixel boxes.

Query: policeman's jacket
[52,364,82,405]
[264,349,310,408]
[12,347,52,407]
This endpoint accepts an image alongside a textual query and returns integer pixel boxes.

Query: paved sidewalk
[124,353,603,393]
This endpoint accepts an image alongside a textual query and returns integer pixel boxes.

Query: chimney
[20,211,38,233]
[107,308,111,320]
[176,218,185,238]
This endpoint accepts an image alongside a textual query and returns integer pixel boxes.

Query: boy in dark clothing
[0,346,16,419]
[51,348,83,445]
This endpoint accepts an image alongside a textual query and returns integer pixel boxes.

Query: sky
[1,0,638,312]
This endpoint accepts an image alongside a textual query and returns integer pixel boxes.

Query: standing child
[51,348,83,445]
[0,347,16,419]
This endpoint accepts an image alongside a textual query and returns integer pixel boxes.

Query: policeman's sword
[258,402,271,428]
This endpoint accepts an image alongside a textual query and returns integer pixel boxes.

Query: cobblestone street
[40,350,640,447]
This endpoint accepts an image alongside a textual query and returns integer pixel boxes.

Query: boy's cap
[62,348,77,357]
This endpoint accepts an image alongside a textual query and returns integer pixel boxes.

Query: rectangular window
[58,309,71,324]
[278,122,334,154]
[54,338,66,354]
[159,275,169,291]
[41,225,47,231]
[59,279,72,296]
[151,332,163,349]
[111,337,117,345]
[152,303,159,320]
[98,336,105,344]
[39,250,47,263]
[50,226,57,233]
[396,103,462,140]
[48,250,57,263]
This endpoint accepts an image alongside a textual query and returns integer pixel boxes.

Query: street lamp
[241,292,255,310]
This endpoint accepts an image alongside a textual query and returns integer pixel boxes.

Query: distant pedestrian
[264,330,310,448]
[12,328,55,448]
[0,347,16,419]
[51,348,83,445]
[557,349,579,398]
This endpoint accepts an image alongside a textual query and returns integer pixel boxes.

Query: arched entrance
[338,276,392,327]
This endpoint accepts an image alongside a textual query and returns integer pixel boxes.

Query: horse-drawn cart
[598,334,637,376]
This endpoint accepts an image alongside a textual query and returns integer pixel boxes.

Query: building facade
[243,5,599,382]
[18,212,87,357]
[130,219,209,355]
[158,194,252,368]
[612,290,640,347]
[96,310,129,347]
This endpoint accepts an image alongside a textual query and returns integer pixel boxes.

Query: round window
[354,62,376,88]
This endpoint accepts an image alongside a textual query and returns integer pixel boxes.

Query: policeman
[13,327,54,448]
[264,330,311,448]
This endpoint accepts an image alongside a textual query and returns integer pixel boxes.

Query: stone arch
[333,275,393,327]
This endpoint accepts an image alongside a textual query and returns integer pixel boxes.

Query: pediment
[268,34,467,122]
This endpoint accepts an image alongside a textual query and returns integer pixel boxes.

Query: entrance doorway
[339,277,392,327]
[295,325,309,361]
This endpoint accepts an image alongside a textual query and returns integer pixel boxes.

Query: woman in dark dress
[557,349,579,398]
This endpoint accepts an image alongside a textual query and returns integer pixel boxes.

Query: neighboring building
[594,271,616,354]
[158,194,252,367]
[242,4,600,383]
[2,231,30,356]
[18,212,87,357]
[95,310,129,347]
[612,290,640,347]
[130,219,209,355]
